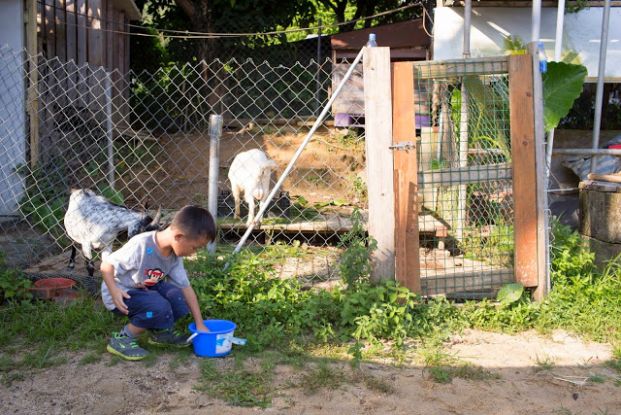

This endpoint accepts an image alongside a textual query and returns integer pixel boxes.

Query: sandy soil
[2,329,619,415]
[122,128,366,209]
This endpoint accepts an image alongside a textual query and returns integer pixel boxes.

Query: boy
[100,205,215,361]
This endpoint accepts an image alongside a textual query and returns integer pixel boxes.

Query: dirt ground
[2,329,619,415]
[126,127,366,209]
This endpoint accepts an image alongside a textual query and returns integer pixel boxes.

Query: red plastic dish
[30,278,76,300]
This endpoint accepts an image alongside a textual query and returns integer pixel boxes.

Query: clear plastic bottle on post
[537,41,548,73]
[366,33,377,47]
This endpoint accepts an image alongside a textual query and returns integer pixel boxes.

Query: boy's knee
[164,287,189,319]
[131,300,174,329]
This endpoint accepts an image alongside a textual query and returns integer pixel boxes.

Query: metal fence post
[208,114,223,253]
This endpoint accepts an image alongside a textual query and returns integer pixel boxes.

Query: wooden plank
[413,56,509,79]
[27,0,40,167]
[392,61,421,294]
[76,0,87,65]
[55,0,66,61]
[530,43,548,301]
[64,0,78,103]
[37,0,44,54]
[363,47,395,281]
[65,0,77,62]
[44,0,55,57]
[509,53,539,289]
[105,0,114,71]
[419,163,513,185]
[123,13,130,75]
[331,63,364,114]
[87,0,104,66]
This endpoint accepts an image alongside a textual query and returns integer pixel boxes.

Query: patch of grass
[0,354,15,371]
[106,355,123,366]
[300,362,345,395]
[20,345,68,369]
[428,366,453,384]
[588,374,606,384]
[195,359,273,408]
[140,351,159,367]
[78,351,102,366]
[607,348,621,373]
[168,349,193,371]
[534,355,556,372]
[451,363,500,381]
[417,333,499,384]
[351,370,395,394]
[551,408,574,415]
[1,371,25,386]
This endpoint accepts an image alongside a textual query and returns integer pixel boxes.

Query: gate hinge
[389,141,416,151]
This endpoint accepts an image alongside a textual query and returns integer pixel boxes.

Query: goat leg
[68,246,76,270]
[232,186,241,220]
[86,260,95,277]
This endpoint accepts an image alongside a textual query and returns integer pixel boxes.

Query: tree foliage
[131,0,433,68]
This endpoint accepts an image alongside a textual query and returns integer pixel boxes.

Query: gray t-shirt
[101,231,190,310]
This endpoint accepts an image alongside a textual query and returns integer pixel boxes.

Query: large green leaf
[543,62,587,132]
[496,283,524,304]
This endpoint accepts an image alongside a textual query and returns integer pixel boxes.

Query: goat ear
[267,160,278,170]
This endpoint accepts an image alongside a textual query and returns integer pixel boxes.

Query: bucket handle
[186,332,247,346]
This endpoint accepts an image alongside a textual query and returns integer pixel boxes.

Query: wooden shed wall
[37,0,130,74]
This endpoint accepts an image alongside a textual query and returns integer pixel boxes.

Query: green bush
[0,253,32,304]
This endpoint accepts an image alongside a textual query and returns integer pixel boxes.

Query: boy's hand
[111,288,131,314]
[195,320,210,333]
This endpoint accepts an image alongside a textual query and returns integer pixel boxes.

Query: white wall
[0,0,26,217]
[433,6,621,81]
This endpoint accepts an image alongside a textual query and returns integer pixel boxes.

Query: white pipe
[531,0,542,43]
[456,0,471,242]
[553,0,565,61]
[554,148,621,156]
[228,47,366,259]
[207,114,222,253]
[590,0,612,173]
[463,0,471,58]
[545,0,566,188]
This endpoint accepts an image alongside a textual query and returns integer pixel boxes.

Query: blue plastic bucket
[188,320,237,357]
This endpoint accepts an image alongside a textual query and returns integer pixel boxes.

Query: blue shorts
[113,281,189,330]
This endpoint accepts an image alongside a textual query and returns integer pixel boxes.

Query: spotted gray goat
[64,189,161,276]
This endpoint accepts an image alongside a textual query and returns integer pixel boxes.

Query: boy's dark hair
[171,205,216,242]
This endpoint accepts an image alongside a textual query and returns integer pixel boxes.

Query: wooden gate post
[392,62,421,294]
[363,47,395,281]
[509,53,548,300]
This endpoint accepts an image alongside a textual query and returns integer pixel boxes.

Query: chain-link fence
[0,46,367,284]
[412,58,515,298]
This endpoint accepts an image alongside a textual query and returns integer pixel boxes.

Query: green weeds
[0,220,620,406]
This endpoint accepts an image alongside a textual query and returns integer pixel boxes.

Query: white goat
[63,189,161,276]
[227,149,278,226]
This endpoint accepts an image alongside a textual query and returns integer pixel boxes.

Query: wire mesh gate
[391,55,544,299]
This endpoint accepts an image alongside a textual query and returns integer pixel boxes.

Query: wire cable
[36,0,424,39]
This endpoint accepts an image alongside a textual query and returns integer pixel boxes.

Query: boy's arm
[100,262,131,315]
[180,285,209,332]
